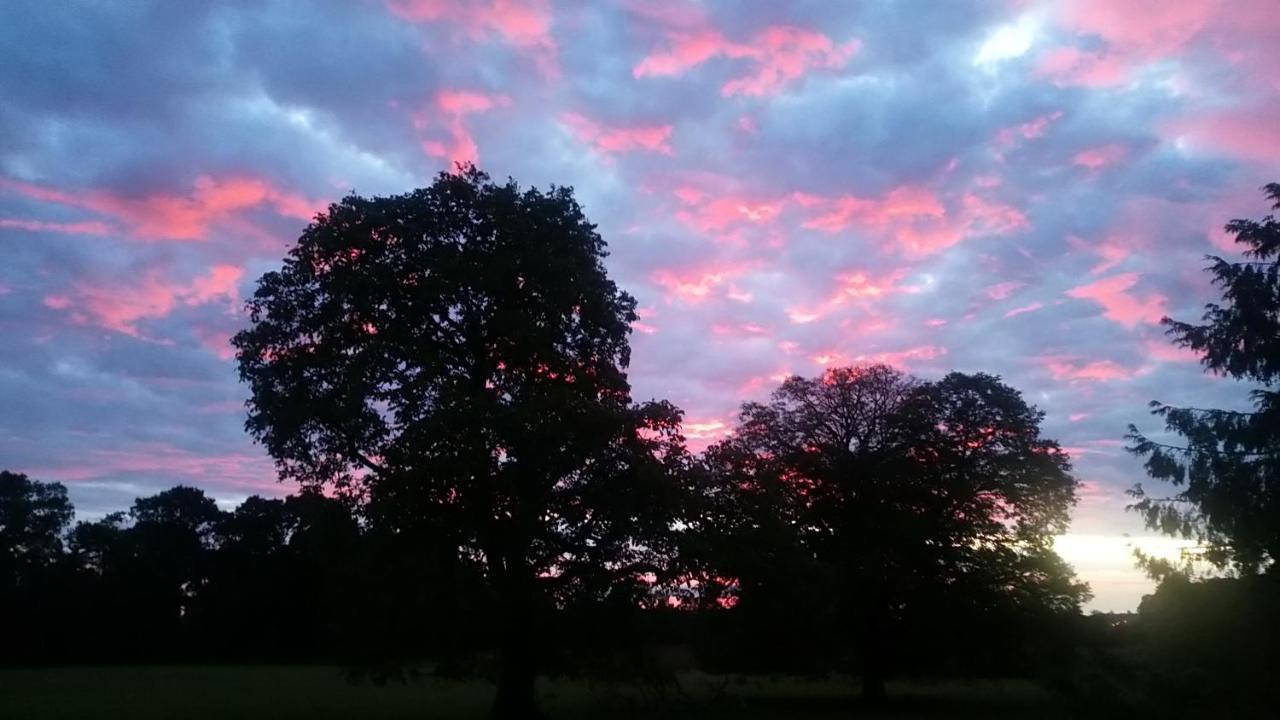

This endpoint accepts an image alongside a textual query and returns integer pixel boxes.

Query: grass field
[0,666,1071,719]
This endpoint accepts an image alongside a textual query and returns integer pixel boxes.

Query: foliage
[0,470,73,589]
[689,366,1086,697]
[231,165,691,717]
[1128,183,1280,574]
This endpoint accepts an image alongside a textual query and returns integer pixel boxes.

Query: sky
[2,0,1278,612]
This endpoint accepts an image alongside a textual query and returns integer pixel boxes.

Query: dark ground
[0,666,1072,719]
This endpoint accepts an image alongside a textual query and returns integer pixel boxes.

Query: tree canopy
[0,470,73,593]
[1129,183,1280,574]
[690,366,1084,699]
[232,166,690,718]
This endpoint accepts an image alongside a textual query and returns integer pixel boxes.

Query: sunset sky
[2,0,1278,611]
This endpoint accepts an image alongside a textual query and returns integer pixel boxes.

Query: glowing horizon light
[1054,533,1199,569]
[1053,533,1203,612]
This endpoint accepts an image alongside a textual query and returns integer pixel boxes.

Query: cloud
[650,263,752,303]
[795,186,1027,257]
[45,265,243,340]
[388,0,557,74]
[1046,358,1137,383]
[985,281,1024,300]
[1005,302,1043,318]
[1066,273,1167,327]
[560,112,673,156]
[786,269,920,324]
[1167,102,1280,162]
[1073,143,1129,170]
[416,90,512,167]
[0,218,111,235]
[0,176,318,241]
[634,25,858,96]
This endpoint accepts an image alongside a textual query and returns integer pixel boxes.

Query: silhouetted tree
[698,366,1084,701]
[0,471,75,662]
[0,471,73,590]
[232,166,689,719]
[124,486,226,657]
[67,511,127,576]
[1128,183,1280,573]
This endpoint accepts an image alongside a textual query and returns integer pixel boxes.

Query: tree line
[4,171,1280,719]
[0,363,1086,686]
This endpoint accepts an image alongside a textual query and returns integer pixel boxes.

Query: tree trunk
[490,641,541,720]
[489,547,542,720]
[861,654,886,705]
[860,583,888,706]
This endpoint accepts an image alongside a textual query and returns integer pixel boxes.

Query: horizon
[3,0,1279,613]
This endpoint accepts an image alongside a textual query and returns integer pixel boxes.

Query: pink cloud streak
[634,25,858,96]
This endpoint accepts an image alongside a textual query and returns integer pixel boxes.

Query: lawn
[0,666,1070,719]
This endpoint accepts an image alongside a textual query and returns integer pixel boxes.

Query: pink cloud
[809,351,848,366]
[1168,104,1280,162]
[1042,0,1280,92]
[1207,225,1238,254]
[852,345,947,369]
[194,327,237,361]
[1058,0,1213,58]
[634,25,858,96]
[0,176,319,241]
[46,265,244,339]
[417,89,512,166]
[388,0,557,74]
[1005,302,1043,318]
[1143,338,1202,364]
[23,442,282,493]
[710,321,769,338]
[1046,358,1136,382]
[651,263,750,303]
[1067,235,1132,275]
[797,186,1025,256]
[984,281,1023,300]
[800,185,945,232]
[787,269,919,324]
[995,110,1064,145]
[560,112,673,155]
[631,306,659,335]
[1066,273,1167,327]
[681,416,733,451]
[961,193,1029,235]
[1073,143,1129,170]
[435,89,508,115]
[672,187,786,233]
[1076,479,1124,502]
[1034,47,1129,88]
[1038,0,1217,87]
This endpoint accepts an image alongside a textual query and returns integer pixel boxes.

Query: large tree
[0,471,73,590]
[0,471,75,662]
[695,366,1084,700]
[232,167,688,719]
[1128,183,1280,574]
